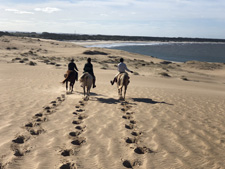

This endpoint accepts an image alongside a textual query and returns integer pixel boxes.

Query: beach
[1,36,225,169]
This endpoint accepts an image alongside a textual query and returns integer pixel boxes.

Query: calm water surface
[86,42,225,63]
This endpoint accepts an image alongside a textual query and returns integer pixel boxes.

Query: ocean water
[86,42,225,63]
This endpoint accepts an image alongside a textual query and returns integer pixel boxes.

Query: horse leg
[118,88,122,99]
[66,81,68,91]
[73,81,75,92]
[70,82,74,93]
[83,86,86,96]
[124,85,127,100]
[121,87,124,100]
[87,86,90,96]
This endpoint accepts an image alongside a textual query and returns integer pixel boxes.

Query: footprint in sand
[34,113,43,117]
[12,135,29,144]
[78,114,88,120]
[125,124,135,130]
[73,112,79,115]
[130,120,136,124]
[134,146,154,154]
[44,106,51,111]
[121,106,133,112]
[75,125,86,131]
[13,149,25,157]
[25,122,34,128]
[79,103,85,106]
[76,102,85,108]
[59,162,77,169]
[11,144,30,157]
[50,100,58,107]
[71,137,86,146]
[57,94,65,102]
[76,109,85,112]
[131,131,142,137]
[61,149,74,157]
[122,115,133,120]
[69,131,82,138]
[126,112,134,115]
[57,97,62,102]
[72,120,83,125]
[35,117,47,122]
[43,106,53,113]
[29,128,44,135]
[125,137,138,144]
[122,159,142,168]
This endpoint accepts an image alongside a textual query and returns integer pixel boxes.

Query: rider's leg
[111,73,119,85]
[110,77,117,85]
[93,76,96,88]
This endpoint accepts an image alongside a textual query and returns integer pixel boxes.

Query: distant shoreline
[1,31,225,43]
[68,40,225,48]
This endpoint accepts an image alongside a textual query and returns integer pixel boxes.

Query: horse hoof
[119,97,124,101]
[83,96,89,101]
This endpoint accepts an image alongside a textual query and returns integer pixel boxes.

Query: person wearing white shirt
[110,58,133,85]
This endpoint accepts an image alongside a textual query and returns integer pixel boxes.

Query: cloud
[1,0,225,38]
[34,7,61,13]
[5,8,34,14]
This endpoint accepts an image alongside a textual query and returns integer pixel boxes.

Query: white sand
[1,36,225,169]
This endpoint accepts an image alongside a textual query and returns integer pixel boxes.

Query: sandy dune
[0,36,225,169]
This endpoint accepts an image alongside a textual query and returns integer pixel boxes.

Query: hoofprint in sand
[0,36,225,169]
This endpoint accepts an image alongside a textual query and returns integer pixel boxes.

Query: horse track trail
[58,99,88,169]
[1,94,66,169]
[119,101,156,168]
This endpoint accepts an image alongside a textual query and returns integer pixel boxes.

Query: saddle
[116,72,129,82]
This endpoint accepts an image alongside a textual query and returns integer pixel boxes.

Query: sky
[0,0,225,39]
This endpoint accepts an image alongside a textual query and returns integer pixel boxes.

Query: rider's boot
[93,79,96,88]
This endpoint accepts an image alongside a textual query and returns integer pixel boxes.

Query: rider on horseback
[62,59,78,83]
[110,58,133,85]
[83,58,96,88]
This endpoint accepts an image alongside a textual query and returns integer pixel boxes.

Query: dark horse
[62,70,77,93]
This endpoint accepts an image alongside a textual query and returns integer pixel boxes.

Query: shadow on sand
[132,98,173,105]
[96,97,121,104]
[76,91,105,97]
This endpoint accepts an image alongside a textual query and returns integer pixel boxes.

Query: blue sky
[0,0,225,39]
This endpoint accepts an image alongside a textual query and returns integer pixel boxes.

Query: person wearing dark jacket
[62,59,78,83]
[83,58,96,88]
[68,59,78,72]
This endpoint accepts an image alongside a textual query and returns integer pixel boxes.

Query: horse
[79,72,93,100]
[116,72,129,100]
[62,70,77,93]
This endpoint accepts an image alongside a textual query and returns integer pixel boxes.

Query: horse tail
[62,72,70,83]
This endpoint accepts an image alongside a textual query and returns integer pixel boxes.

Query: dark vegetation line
[1,31,225,42]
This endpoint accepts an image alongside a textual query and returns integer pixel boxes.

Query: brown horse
[79,72,93,99]
[116,72,129,100]
[62,70,77,93]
